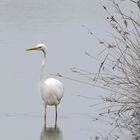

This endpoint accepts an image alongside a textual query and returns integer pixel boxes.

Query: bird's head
[26,43,47,53]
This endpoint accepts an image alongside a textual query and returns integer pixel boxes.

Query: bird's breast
[40,78,64,106]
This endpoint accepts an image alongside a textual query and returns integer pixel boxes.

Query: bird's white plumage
[26,43,64,126]
[41,78,64,106]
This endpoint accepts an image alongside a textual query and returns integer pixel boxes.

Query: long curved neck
[40,50,47,83]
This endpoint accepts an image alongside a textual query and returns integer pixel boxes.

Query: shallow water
[0,0,133,139]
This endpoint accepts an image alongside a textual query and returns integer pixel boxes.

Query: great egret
[26,43,64,127]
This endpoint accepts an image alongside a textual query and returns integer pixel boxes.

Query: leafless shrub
[93,0,140,138]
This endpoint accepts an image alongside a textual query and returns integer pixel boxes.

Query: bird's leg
[44,104,47,127]
[55,105,57,128]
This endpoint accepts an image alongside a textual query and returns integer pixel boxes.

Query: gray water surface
[0,0,133,139]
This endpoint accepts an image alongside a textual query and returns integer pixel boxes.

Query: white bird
[26,43,64,127]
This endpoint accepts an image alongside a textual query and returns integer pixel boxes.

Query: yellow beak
[26,45,39,51]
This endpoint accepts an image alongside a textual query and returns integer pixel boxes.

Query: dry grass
[93,0,140,138]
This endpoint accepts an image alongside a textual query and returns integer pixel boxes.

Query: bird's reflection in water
[40,125,63,140]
